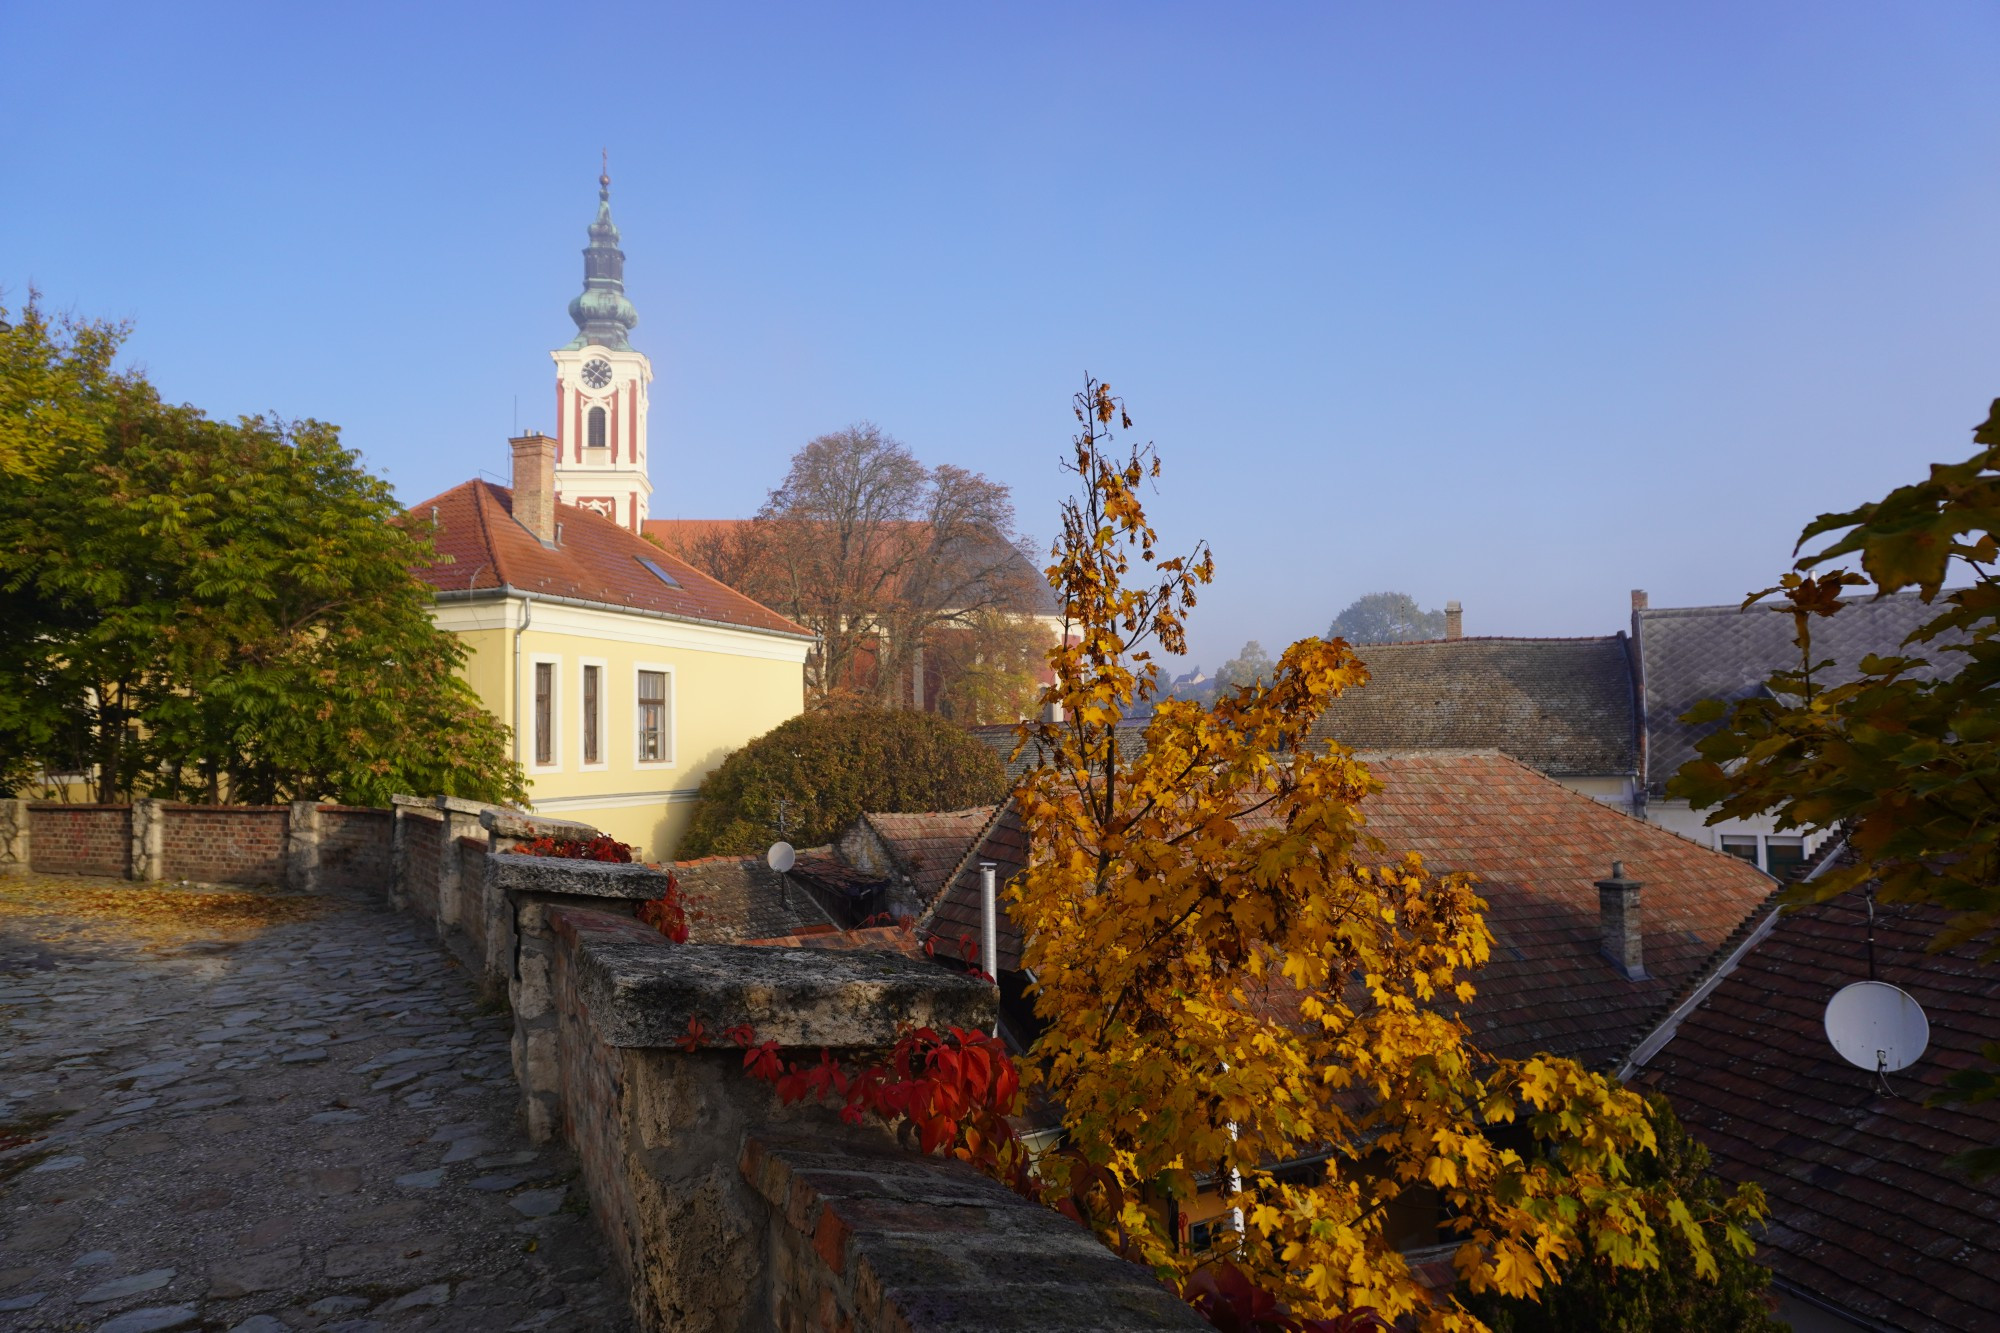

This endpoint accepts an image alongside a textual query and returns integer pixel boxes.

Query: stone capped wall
[159,804,289,884]
[317,805,392,890]
[27,804,131,876]
[404,811,445,921]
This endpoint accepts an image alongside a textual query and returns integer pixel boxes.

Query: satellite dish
[766,841,796,874]
[1824,980,1929,1073]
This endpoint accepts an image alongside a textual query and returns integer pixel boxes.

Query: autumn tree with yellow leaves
[1008,379,1768,1330]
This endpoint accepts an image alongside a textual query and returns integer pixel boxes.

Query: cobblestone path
[0,876,631,1333]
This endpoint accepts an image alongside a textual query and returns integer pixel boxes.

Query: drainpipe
[513,596,534,769]
[980,861,1000,1039]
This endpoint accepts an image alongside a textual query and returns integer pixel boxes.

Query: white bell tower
[551,166,653,531]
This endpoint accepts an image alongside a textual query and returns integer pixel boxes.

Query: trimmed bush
[679,709,1007,857]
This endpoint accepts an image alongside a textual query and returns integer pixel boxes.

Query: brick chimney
[1597,861,1645,980]
[1444,600,1463,639]
[1631,589,1649,611]
[510,433,558,547]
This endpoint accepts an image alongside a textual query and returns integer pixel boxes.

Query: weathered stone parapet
[286,800,322,893]
[0,800,27,878]
[481,807,601,849]
[548,906,993,1049]
[742,1130,1207,1332]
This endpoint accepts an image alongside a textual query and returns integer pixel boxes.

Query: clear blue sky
[5,3,1997,671]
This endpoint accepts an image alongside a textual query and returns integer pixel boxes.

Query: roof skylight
[635,556,682,589]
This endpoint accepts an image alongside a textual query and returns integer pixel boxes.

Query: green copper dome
[564,172,638,351]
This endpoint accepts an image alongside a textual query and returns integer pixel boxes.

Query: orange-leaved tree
[1009,379,1764,1330]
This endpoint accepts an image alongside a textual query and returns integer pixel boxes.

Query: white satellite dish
[1824,980,1929,1073]
[766,841,796,874]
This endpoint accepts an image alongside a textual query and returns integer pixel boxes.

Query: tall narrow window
[637,670,667,762]
[534,662,554,765]
[582,665,601,765]
[587,406,607,450]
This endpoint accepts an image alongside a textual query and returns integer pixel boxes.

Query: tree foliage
[657,423,1044,707]
[678,708,1008,857]
[1011,378,1765,1329]
[1216,639,1276,688]
[1462,1096,1783,1333]
[1670,395,2000,1175]
[0,296,525,806]
[1329,591,1448,645]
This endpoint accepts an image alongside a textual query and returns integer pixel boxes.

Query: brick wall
[405,813,444,920]
[318,805,392,890]
[159,805,289,885]
[27,805,130,876]
[455,836,490,964]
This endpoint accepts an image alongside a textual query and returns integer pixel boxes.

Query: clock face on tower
[580,359,614,390]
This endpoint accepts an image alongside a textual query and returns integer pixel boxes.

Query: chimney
[1597,861,1645,980]
[1444,600,1463,639]
[509,433,558,547]
[1631,589,1649,611]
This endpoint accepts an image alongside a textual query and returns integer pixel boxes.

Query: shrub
[510,833,634,862]
[679,709,1008,857]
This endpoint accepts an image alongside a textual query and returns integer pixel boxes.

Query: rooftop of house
[1636,592,1946,792]
[917,802,1027,972]
[408,480,811,640]
[861,808,997,905]
[1627,894,2000,1331]
[1357,750,1776,1069]
[671,855,837,944]
[966,720,1148,783]
[1306,636,1638,778]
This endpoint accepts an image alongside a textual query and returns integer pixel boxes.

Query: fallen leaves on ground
[0,875,331,948]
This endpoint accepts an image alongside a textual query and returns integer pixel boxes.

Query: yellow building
[407,171,811,857]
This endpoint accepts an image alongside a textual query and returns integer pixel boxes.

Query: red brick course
[27,804,130,876]
[318,805,392,890]
[159,804,288,885]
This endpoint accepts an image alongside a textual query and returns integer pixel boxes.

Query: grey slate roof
[1636,593,1946,792]
[1305,637,1638,778]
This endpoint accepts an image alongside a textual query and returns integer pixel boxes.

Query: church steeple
[565,159,639,351]
[551,159,655,533]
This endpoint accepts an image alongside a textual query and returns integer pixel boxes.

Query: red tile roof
[671,855,836,943]
[1630,897,2000,1331]
[741,925,928,957]
[864,808,996,904]
[409,480,810,639]
[1360,751,1776,1069]
[920,751,1773,1070]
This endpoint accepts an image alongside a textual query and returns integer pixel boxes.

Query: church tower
[551,166,652,531]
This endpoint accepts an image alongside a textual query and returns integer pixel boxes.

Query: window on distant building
[1764,836,1806,880]
[587,406,607,450]
[637,669,668,762]
[1718,835,1759,866]
[534,662,555,766]
[582,664,601,765]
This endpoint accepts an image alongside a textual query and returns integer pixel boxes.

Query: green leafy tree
[679,708,1008,857]
[1462,1097,1784,1333]
[1670,396,2000,1175]
[0,296,525,806]
[1329,591,1448,644]
[1215,638,1275,687]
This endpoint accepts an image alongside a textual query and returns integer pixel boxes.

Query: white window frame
[1717,832,1807,876]
[578,657,609,771]
[528,653,563,772]
[634,662,676,768]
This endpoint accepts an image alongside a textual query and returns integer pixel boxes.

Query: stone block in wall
[130,799,165,881]
[0,800,27,878]
[481,808,600,848]
[548,906,993,1050]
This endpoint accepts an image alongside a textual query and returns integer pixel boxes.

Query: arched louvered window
[587,406,607,450]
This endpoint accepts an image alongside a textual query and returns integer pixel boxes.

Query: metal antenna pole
[1865,885,1878,982]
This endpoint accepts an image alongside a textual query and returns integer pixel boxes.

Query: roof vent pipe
[979,861,999,984]
[1597,861,1646,980]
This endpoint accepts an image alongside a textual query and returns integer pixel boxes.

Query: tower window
[587,406,607,450]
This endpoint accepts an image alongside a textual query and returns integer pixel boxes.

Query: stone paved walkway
[0,876,631,1333]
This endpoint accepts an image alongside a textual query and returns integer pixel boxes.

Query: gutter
[434,584,815,644]
[1768,1276,1903,1333]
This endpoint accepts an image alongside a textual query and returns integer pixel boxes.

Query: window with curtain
[534,662,554,766]
[637,670,668,762]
